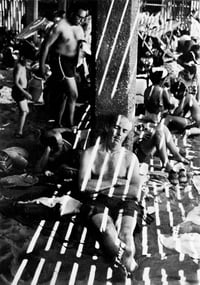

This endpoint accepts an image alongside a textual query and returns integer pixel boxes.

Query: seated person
[34,128,82,178]
[133,68,188,185]
[178,63,200,102]
[144,66,176,115]
[165,74,200,135]
[78,114,142,275]
[177,43,200,68]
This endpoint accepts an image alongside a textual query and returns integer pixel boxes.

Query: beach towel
[160,205,200,259]
[18,195,82,216]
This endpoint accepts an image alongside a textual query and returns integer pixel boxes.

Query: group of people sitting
[136,28,200,184]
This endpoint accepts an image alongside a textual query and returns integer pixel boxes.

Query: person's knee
[69,90,78,102]
[20,110,29,116]
[154,128,164,143]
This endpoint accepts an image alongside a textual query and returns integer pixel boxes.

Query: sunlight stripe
[49,221,75,284]
[95,0,115,60]
[83,128,91,150]
[106,267,113,284]
[27,220,46,253]
[31,258,45,285]
[111,9,139,99]
[45,221,60,251]
[49,261,62,285]
[81,137,101,191]
[11,259,28,285]
[87,265,96,285]
[98,0,130,96]
[69,263,79,285]
[161,268,168,285]
[76,227,87,258]
[143,267,150,285]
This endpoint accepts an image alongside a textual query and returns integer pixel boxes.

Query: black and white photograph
[0,0,200,284]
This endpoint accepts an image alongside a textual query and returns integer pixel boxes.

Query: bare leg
[163,125,188,163]
[17,100,29,135]
[141,126,173,171]
[18,111,28,134]
[118,216,138,273]
[164,114,189,130]
[91,213,119,258]
[57,95,67,127]
[63,77,78,128]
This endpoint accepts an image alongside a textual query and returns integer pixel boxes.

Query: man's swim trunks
[79,193,139,220]
[50,54,78,79]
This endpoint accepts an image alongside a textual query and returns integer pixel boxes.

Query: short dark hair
[184,63,197,75]
[149,71,163,85]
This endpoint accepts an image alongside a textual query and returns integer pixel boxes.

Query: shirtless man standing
[39,12,86,128]
[78,114,142,275]
[12,54,32,137]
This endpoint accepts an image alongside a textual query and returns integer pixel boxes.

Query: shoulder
[73,25,85,39]
[124,148,139,163]
[55,19,71,32]
[81,146,94,158]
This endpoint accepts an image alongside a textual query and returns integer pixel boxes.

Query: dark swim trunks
[50,54,78,79]
[12,86,26,102]
[79,193,139,220]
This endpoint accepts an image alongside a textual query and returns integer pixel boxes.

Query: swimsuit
[50,54,78,79]
[12,86,26,102]
[79,193,140,219]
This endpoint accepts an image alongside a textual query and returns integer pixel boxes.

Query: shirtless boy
[78,114,142,275]
[12,54,32,138]
[39,14,86,128]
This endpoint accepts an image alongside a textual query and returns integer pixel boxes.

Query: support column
[58,0,67,12]
[26,0,38,25]
[95,0,139,141]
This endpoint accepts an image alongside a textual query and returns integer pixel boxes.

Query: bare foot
[121,251,138,273]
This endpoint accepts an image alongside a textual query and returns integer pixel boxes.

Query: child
[12,54,32,138]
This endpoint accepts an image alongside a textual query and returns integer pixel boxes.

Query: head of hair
[150,67,168,85]
[190,44,200,54]
[184,63,197,75]
[40,130,63,151]
[170,80,186,100]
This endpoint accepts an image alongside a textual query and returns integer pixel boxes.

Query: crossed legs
[91,213,137,273]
